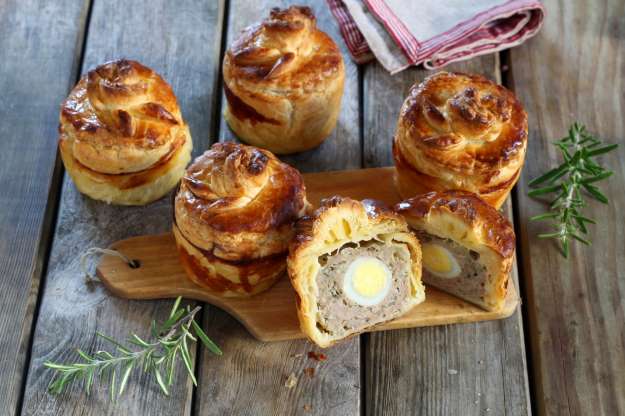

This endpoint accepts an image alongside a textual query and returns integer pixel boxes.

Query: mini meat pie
[396,191,515,311]
[59,59,192,205]
[288,197,425,347]
[222,6,345,154]
[173,142,309,297]
[393,72,528,208]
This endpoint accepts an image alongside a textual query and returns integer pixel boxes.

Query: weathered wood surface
[510,0,625,414]
[21,0,224,414]
[195,1,362,415]
[7,0,625,414]
[0,1,90,414]
[362,58,531,415]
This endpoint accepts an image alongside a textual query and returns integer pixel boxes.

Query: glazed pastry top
[175,142,309,261]
[60,59,187,174]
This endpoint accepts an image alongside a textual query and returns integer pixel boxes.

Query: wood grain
[362,58,531,415]
[20,0,224,414]
[510,0,625,414]
[0,1,90,414]
[194,1,362,415]
[94,168,518,341]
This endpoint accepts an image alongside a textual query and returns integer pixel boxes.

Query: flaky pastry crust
[173,142,309,297]
[173,224,287,297]
[396,190,515,311]
[223,6,345,154]
[288,197,425,347]
[59,59,192,205]
[393,72,527,208]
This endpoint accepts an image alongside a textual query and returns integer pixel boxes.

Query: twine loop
[80,247,139,283]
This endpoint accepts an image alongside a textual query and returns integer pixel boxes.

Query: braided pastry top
[60,59,187,174]
[223,6,342,94]
[394,72,527,193]
[174,142,308,261]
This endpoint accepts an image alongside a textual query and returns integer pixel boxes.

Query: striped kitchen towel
[327,0,544,73]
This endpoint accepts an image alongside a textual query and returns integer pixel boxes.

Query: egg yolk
[422,243,453,274]
[351,259,387,297]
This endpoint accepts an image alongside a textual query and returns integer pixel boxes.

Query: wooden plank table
[0,0,621,415]
[510,1,625,414]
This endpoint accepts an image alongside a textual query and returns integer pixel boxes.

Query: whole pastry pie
[396,191,515,311]
[288,197,425,347]
[393,72,528,208]
[173,142,309,297]
[222,6,345,154]
[59,59,192,205]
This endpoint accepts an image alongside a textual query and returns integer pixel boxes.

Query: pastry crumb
[304,367,316,378]
[284,373,298,388]
[303,404,312,412]
[447,369,458,375]
[308,351,327,361]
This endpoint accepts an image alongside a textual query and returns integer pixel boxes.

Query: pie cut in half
[288,197,425,347]
[396,190,516,311]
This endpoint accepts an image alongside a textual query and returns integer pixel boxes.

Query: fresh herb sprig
[44,297,221,401]
[528,122,618,257]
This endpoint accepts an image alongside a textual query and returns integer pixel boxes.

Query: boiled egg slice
[421,243,461,279]
[343,256,392,306]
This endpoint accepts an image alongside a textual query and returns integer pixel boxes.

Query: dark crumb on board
[308,351,327,361]
[304,367,315,378]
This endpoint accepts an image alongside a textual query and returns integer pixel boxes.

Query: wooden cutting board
[96,167,519,342]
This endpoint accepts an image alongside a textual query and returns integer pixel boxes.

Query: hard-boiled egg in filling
[421,243,461,279]
[342,256,392,306]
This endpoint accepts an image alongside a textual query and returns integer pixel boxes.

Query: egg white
[342,256,392,306]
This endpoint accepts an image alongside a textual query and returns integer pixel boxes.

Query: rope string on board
[80,247,140,283]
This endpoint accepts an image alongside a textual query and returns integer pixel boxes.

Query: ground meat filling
[416,231,490,305]
[315,240,412,337]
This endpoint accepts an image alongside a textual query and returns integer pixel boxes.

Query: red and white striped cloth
[327,0,544,74]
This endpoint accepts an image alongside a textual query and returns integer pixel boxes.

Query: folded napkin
[328,0,544,74]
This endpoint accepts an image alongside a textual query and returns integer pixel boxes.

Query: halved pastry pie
[288,197,425,347]
[59,59,192,205]
[393,71,528,208]
[173,142,308,297]
[222,6,345,154]
[396,191,515,311]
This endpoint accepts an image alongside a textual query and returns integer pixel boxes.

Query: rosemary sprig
[44,297,222,401]
[528,122,618,258]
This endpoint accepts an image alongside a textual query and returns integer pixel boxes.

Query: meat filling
[416,231,489,305]
[315,240,412,337]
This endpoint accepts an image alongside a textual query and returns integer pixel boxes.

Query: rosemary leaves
[44,297,221,401]
[528,122,618,257]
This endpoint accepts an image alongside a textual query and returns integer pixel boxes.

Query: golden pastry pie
[222,6,345,154]
[288,197,425,347]
[396,190,515,311]
[393,72,528,208]
[59,59,192,205]
[173,142,309,297]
